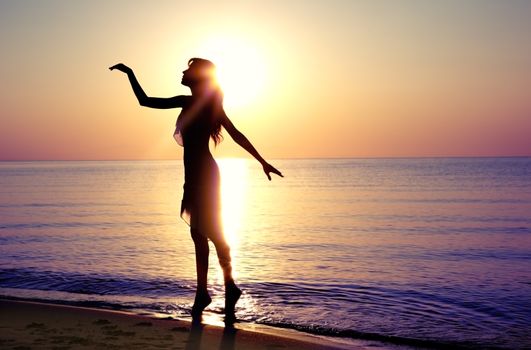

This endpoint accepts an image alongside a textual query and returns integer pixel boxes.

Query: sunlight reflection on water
[218,158,248,282]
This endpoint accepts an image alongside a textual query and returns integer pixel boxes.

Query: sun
[194,36,268,110]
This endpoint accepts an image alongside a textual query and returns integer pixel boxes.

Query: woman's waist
[183,153,218,171]
[183,149,216,163]
[183,163,220,187]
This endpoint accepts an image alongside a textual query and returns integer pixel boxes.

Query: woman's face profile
[181,61,215,87]
[181,65,206,87]
[181,66,195,87]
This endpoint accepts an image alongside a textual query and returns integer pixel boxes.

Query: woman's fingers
[109,63,130,73]
[264,163,283,181]
[269,164,283,177]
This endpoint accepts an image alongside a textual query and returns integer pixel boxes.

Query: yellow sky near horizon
[1,0,530,160]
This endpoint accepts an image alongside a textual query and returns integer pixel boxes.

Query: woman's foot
[224,283,242,320]
[191,292,212,318]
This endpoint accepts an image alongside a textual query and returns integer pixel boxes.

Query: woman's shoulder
[176,95,193,108]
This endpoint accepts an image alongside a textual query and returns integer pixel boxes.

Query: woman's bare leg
[190,229,211,316]
[211,234,242,319]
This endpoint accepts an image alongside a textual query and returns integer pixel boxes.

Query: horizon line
[1,155,530,162]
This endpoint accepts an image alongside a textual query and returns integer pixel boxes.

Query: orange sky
[1,1,530,160]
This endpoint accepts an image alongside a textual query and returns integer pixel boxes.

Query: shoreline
[0,298,389,350]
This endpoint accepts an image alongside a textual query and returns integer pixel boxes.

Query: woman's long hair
[188,58,223,145]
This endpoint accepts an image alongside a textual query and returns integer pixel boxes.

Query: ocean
[1,158,530,349]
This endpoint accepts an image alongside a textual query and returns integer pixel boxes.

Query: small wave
[0,268,193,297]
[0,220,167,230]
[0,294,138,312]
[254,320,487,350]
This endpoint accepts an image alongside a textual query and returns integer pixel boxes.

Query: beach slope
[0,299,358,349]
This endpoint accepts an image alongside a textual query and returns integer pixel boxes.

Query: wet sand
[0,299,371,350]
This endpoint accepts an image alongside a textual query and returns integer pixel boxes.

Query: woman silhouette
[110,59,282,320]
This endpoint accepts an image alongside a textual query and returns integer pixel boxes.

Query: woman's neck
[190,82,215,97]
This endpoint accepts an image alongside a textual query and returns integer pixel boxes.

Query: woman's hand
[109,63,132,74]
[262,162,283,181]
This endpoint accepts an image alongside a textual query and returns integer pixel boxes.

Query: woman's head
[181,58,217,88]
[181,58,224,145]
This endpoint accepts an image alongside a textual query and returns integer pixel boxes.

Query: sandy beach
[0,299,370,350]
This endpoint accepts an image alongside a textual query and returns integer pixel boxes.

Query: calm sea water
[1,158,530,349]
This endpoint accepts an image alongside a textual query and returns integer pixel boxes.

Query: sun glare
[195,36,268,110]
[217,158,248,282]
[218,158,248,247]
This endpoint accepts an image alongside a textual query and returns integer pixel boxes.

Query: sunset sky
[1,0,530,160]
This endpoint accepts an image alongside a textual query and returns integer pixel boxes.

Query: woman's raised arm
[221,113,283,181]
[109,63,185,109]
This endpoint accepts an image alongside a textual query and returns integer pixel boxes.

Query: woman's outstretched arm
[221,114,283,180]
[109,63,185,109]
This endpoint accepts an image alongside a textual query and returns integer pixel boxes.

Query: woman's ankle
[225,278,237,289]
[195,289,210,297]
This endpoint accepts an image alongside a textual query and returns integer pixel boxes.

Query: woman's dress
[174,94,223,239]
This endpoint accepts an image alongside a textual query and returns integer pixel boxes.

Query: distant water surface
[1,158,530,349]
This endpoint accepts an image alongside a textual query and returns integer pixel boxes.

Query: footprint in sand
[105,330,136,337]
[171,326,189,332]
[101,325,118,331]
[13,346,32,350]
[92,319,111,325]
[25,322,45,329]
